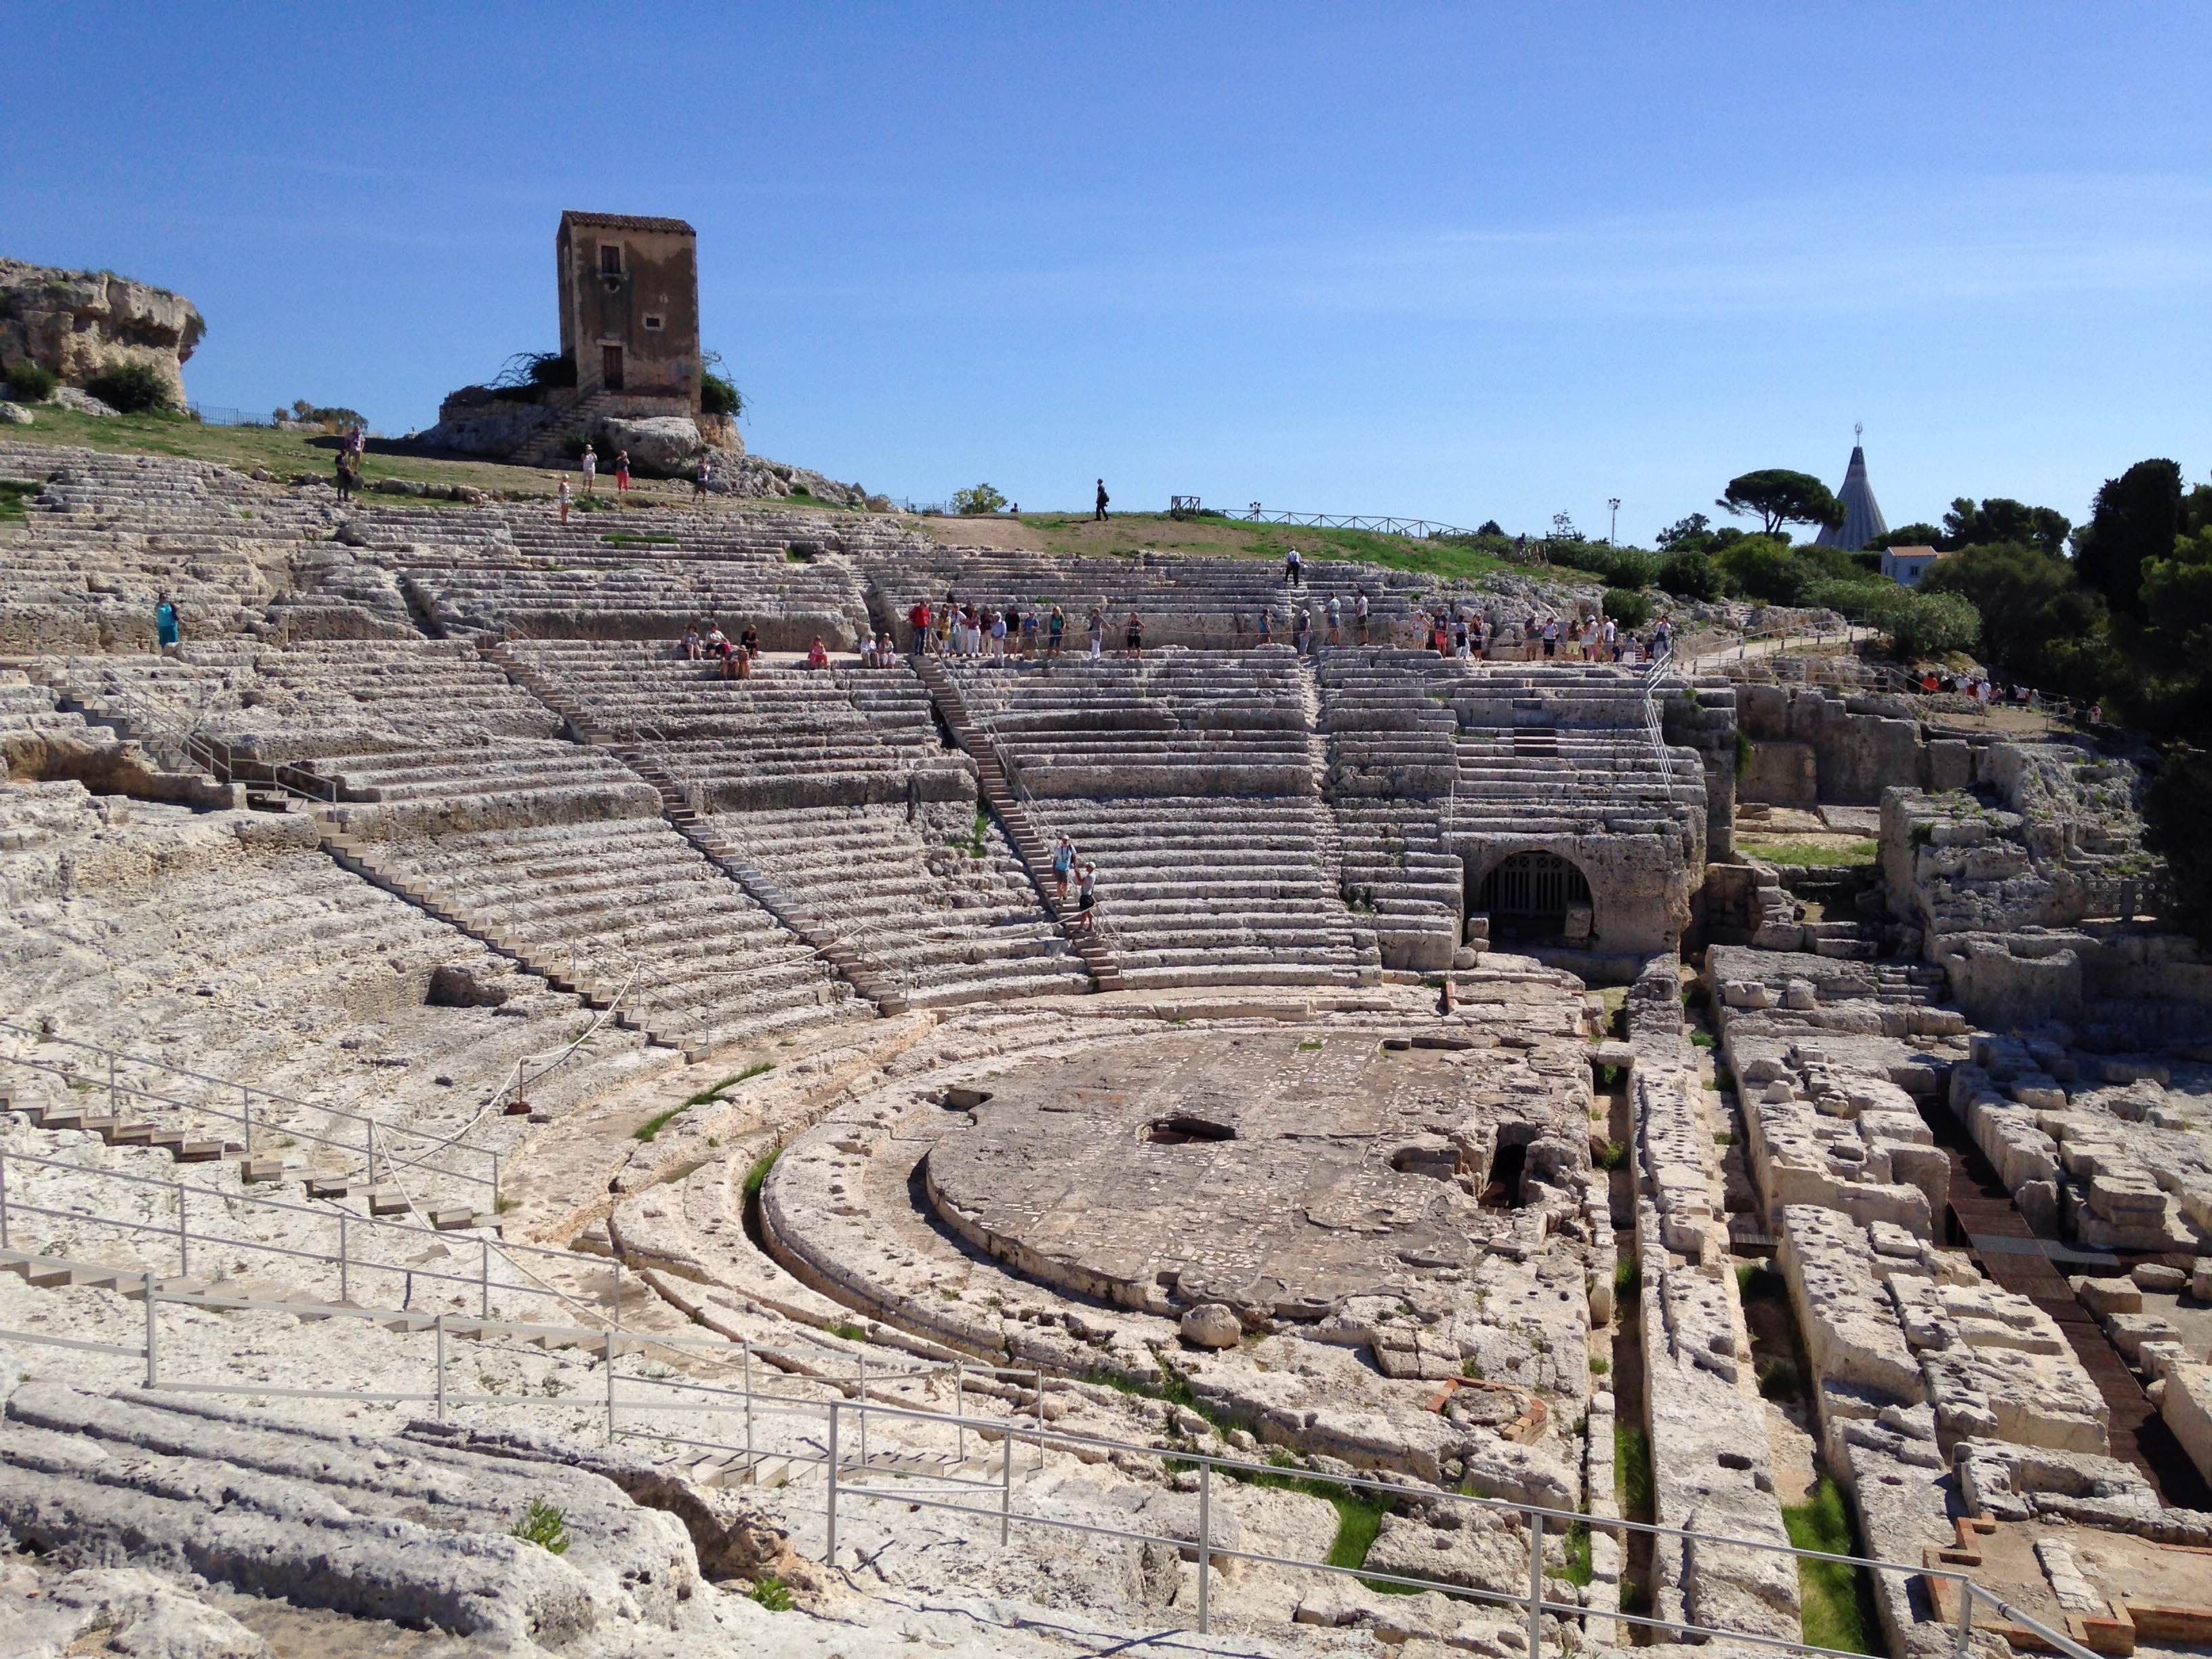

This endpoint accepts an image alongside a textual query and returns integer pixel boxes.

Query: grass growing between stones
[509,1498,570,1555]
[1783,1477,1880,1655]
[1562,1520,1595,1586]
[684,1062,773,1107]
[747,1572,794,1612]
[743,1147,781,1200]
[0,479,37,521]
[1614,1422,1654,1521]
[1738,838,1880,869]
[633,1105,687,1143]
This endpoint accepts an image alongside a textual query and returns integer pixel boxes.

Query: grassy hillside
[1000,511,1513,583]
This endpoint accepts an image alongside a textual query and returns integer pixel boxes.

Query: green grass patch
[1614,1258,1642,1298]
[831,1322,867,1342]
[1714,1130,1736,1145]
[1594,1140,1629,1171]
[1562,1519,1595,1587]
[0,479,37,522]
[1690,1029,1717,1050]
[742,1147,781,1200]
[683,1061,773,1108]
[1784,1477,1881,1654]
[632,1105,687,1143]
[1738,838,1881,869]
[1589,1354,1610,1376]
[748,1572,794,1611]
[1614,1422,1654,1520]
[602,531,681,548]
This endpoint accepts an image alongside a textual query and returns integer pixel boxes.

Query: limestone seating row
[399,557,870,646]
[359,815,860,1049]
[705,804,1089,1006]
[1331,799,1462,967]
[2,788,653,1169]
[1036,795,1374,988]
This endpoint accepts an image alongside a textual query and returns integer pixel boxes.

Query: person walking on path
[581,443,598,495]
[1076,860,1098,931]
[1284,546,1303,586]
[154,592,180,652]
[1052,834,1076,901]
[1094,479,1109,521]
[614,450,632,494]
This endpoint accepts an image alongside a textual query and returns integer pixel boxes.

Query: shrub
[700,369,741,418]
[1603,586,1652,628]
[748,1572,794,1612]
[6,363,57,402]
[950,483,1008,516]
[1554,541,1656,590]
[509,1498,571,1555]
[83,359,174,413]
[1658,549,1724,600]
[1879,588,1982,658]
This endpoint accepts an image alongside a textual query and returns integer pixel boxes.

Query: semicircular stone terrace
[920,1028,1589,1322]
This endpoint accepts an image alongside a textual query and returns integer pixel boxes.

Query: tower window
[598,243,624,275]
[642,313,664,331]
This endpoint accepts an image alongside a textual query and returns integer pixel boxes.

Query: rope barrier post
[337,1212,348,1304]
[1527,1511,1545,1659]
[108,1052,117,1118]
[605,1328,618,1445]
[1,1144,9,1250]
[857,1349,867,1473]
[480,1238,490,1320]
[1197,1460,1212,1634]
[434,1314,447,1422]
[743,1346,754,1468]
[825,1401,841,1567]
[952,1361,964,1461]
[1956,1578,1977,1659]
[176,1186,188,1279]
[143,1271,158,1387]
[1034,1370,1045,1471]
[365,1119,376,1187]
[999,1410,1013,1546]
[240,1086,252,1156]
[612,1259,621,1328]
[491,1150,501,1214]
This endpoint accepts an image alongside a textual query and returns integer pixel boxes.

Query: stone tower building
[555,211,700,415]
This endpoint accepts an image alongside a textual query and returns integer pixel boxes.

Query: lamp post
[1607,497,1621,545]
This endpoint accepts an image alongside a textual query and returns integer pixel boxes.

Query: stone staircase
[912,654,1123,993]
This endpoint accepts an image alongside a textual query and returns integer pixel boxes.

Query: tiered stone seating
[505,641,972,809]
[365,815,861,1050]
[868,546,1435,648]
[1,782,656,1154]
[943,649,1371,989]
[705,802,1088,1006]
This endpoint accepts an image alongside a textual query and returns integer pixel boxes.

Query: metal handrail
[0,1153,2100,1659]
[0,1019,501,1195]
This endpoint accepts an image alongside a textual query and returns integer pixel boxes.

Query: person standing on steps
[1076,859,1098,931]
[1048,605,1065,656]
[558,475,572,523]
[1355,586,1370,645]
[1124,611,1144,659]
[581,443,598,496]
[1284,546,1303,586]
[153,592,180,653]
[614,450,632,495]
[1326,594,1342,647]
[693,455,710,496]
[1052,834,1076,902]
[1088,605,1105,659]
[1094,478,1109,521]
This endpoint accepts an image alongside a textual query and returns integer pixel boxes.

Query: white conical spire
[1814,424,1889,549]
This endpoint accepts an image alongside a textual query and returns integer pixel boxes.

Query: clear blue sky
[7,3,2209,538]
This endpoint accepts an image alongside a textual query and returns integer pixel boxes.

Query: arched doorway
[1475,851,1593,943]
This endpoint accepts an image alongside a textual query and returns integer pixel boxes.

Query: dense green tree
[1656,512,1711,549]
[1716,470,1844,537]
[1657,550,1724,600]
[2073,458,2180,615]
[1714,534,1809,603]
[1941,497,2070,558]
[1874,523,1946,550]
[1919,542,2108,696]
[2144,746,2212,951]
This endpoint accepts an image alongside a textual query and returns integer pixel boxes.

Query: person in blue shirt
[1052,835,1076,903]
[154,593,180,651]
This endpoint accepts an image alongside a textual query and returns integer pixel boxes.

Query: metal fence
[0,1231,2100,1659]
[184,403,275,428]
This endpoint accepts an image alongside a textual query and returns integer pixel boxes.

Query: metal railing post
[825,1401,841,1565]
[240,1086,252,1156]
[1035,1370,1045,1471]
[952,1361,964,1461]
[1197,1460,1212,1634]
[999,1413,1013,1546]
[612,1259,622,1328]
[177,1187,188,1278]
[434,1315,447,1422]
[1,1145,9,1250]
[742,1345,755,1467]
[337,1212,348,1303]
[605,1329,617,1445]
[480,1239,490,1319]
[108,1053,117,1116]
[143,1271,159,1387]
[1957,1579,1977,1659]
[365,1119,376,1186]
[857,1349,867,1472]
[1527,1509,1544,1659]
[491,1150,501,1212]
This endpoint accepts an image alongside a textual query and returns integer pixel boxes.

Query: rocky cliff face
[0,258,205,403]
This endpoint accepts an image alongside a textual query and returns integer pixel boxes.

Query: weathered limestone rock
[0,258,204,405]
[1180,1303,1243,1349]
[0,1563,267,1659]
[599,413,703,473]
[2165,1363,2212,1490]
